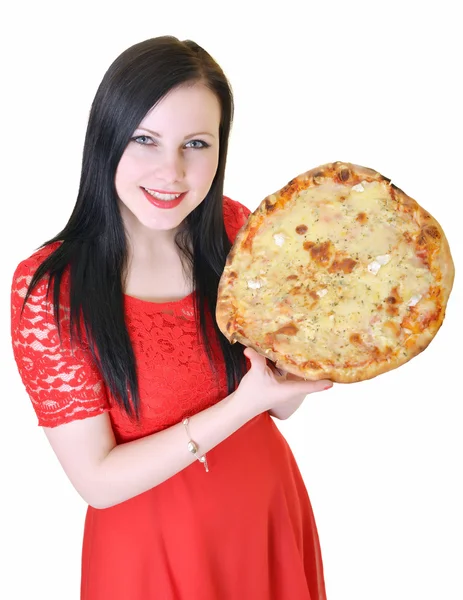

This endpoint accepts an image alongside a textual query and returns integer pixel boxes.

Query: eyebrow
[136,127,216,140]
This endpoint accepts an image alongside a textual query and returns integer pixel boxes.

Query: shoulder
[12,241,62,286]
[11,241,63,320]
[223,196,252,244]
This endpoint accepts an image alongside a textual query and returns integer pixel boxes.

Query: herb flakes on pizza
[217,162,455,383]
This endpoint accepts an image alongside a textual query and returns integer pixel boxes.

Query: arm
[44,350,331,509]
[44,391,257,509]
[11,258,259,509]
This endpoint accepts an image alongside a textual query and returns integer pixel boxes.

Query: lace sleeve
[11,254,110,428]
[223,196,251,243]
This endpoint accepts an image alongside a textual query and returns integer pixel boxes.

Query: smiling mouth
[142,187,184,201]
[141,187,187,210]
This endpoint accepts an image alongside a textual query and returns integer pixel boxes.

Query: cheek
[190,151,219,187]
[115,148,151,190]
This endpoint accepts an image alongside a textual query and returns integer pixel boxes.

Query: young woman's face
[115,84,221,233]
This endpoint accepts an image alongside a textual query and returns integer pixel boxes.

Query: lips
[141,187,187,209]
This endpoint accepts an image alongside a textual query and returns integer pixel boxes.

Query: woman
[11,36,332,599]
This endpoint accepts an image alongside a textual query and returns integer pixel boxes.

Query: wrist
[231,387,264,422]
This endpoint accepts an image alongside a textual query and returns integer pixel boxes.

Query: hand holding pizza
[233,347,332,417]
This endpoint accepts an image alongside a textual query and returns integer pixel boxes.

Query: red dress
[11,198,327,600]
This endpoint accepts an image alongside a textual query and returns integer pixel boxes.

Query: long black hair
[24,36,246,420]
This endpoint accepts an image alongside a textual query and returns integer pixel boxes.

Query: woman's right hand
[234,347,332,418]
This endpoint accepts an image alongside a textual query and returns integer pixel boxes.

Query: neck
[120,205,184,261]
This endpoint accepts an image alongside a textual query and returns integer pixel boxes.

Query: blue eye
[131,135,154,145]
[185,140,210,149]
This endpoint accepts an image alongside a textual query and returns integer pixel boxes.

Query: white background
[2,1,462,599]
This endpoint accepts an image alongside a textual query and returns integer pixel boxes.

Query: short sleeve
[223,196,251,244]
[11,252,110,428]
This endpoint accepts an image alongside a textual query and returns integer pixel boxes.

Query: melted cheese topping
[233,180,437,369]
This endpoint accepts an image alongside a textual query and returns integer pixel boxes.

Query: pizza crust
[217,162,455,383]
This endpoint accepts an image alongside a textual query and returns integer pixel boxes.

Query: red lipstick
[141,188,186,210]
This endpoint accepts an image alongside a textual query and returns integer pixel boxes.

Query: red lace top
[11,197,251,442]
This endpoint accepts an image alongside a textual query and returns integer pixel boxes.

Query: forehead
[138,84,221,134]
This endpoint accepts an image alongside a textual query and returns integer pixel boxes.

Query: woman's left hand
[267,362,332,420]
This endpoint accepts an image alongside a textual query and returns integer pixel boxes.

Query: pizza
[216,162,455,383]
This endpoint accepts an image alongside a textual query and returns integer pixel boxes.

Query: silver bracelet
[182,418,209,472]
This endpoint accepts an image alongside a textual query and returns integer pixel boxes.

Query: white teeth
[143,188,182,201]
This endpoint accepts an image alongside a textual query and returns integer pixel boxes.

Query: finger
[243,347,268,373]
[291,379,333,394]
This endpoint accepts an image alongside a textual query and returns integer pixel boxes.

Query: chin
[141,214,185,232]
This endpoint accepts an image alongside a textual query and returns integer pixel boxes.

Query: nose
[154,150,185,183]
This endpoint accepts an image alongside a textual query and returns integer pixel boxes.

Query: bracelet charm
[183,418,209,472]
